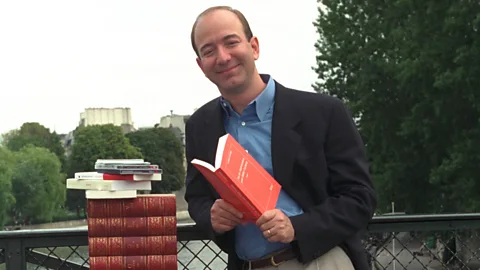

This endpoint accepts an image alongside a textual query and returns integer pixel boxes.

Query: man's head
[191,6,260,96]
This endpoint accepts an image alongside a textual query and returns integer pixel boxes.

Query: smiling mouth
[218,65,239,74]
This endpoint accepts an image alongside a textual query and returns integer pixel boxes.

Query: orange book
[191,134,281,223]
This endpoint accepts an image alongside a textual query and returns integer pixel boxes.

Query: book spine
[87,196,176,218]
[88,236,177,257]
[96,169,163,175]
[217,170,261,218]
[89,255,177,269]
[88,216,177,237]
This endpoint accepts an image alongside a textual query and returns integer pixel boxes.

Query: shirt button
[241,122,246,126]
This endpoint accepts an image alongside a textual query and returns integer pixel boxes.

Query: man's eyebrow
[199,34,241,53]
[223,34,240,41]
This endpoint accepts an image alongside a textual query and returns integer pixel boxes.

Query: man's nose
[216,47,231,65]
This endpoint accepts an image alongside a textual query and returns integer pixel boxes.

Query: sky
[0,0,320,135]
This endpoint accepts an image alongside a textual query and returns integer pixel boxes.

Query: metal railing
[0,214,480,269]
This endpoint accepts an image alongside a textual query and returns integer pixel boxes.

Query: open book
[191,134,281,223]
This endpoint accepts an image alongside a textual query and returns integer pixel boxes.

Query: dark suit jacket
[184,80,377,270]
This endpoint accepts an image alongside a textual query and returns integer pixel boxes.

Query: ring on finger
[267,229,271,236]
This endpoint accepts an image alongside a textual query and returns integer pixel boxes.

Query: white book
[85,190,137,199]
[66,178,151,191]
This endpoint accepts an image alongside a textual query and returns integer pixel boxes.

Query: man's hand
[256,209,295,243]
[210,199,244,233]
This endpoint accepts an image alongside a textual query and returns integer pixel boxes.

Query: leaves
[11,145,66,223]
[4,122,66,172]
[0,148,15,227]
[313,0,480,213]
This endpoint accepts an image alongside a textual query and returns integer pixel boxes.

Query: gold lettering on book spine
[148,236,163,254]
[109,217,122,236]
[146,197,161,216]
[93,218,106,236]
[110,256,122,268]
[148,255,163,268]
[164,216,176,235]
[126,256,145,269]
[164,195,176,216]
[91,237,108,256]
[108,200,123,217]
[138,197,147,216]
[148,216,163,235]
[165,235,177,254]
[125,217,146,236]
[108,237,123,256]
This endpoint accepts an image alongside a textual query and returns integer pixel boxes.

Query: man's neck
[223,74,266,114]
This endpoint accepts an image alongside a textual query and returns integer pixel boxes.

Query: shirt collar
[220,74,275,121]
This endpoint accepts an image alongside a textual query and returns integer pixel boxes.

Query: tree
[66,124,143,210]
[126,128,185,194]
[312,0,480,214]
[0,148,16,227]
[11,145,66,223]
[4,123,66,172]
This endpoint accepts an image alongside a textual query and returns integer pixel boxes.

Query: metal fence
[0,214,480,269]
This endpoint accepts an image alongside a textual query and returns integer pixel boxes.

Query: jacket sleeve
[183,119,236,254]
[289,98,377,262]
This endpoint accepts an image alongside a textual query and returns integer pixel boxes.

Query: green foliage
[11,145,66,223]
[313,0,480,213]
[66,124,143,209]
[126,128,185,193]
[4,123,66,172]
[0,148,16,227]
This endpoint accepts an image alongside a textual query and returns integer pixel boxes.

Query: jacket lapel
[202,100,227,164]
[271,83,302,188]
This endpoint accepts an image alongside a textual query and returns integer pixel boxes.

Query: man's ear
[196,58,204,72]
[250,36,260,60]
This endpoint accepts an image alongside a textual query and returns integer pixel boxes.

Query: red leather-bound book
[88,216,176,237]
[89,255,177,270]
[88,235,177,257]
[87,194,176,218]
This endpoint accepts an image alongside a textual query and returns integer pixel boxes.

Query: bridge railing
[1,213,480,269]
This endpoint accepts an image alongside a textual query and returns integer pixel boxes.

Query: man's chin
[219,81,247,95]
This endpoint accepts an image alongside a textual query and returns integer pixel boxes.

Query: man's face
[194,10,259,95]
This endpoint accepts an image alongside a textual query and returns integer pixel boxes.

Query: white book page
[191,159,216,172]
[215,134,229,169]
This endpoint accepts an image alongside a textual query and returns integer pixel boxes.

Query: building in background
[158,110,190,147]
[62,107,136,156]
[79,107,135,133]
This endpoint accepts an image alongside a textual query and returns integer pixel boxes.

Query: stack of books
[66,159,178,269]
[87,194,177,269]
[67,159,163,199]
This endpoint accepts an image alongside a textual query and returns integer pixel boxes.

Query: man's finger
[213,223,234,233]
[256,209,276,226]
[258,217,277,232]
[215,208,243,224]
[217,200,243,219]
[213,215,241,227]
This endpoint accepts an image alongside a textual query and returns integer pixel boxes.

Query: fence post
[4,239,25,270]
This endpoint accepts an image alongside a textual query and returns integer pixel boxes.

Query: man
[184,5,377,270]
